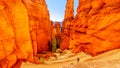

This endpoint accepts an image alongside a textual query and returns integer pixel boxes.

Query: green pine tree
[52,37,57,52]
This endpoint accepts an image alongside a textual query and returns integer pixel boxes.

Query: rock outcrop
[69,0,120,56]
[0,0,51,67]
[60,0,74,49]
[0,0,33,67]
[22,0,51,54]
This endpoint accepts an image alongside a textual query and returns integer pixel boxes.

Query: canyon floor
[21,48,120,68]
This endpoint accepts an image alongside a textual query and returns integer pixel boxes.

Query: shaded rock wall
[69,0,120,56]
[54,22,61,48]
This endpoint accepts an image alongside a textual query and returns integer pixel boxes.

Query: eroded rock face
[0,0,51,67]
[70,0,120,56]
[60,0,74,49]
[0,0,33,67]
[64,0,74,20]
[22,0,51,53]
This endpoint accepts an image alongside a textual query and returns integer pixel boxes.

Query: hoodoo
[60,0,74,50]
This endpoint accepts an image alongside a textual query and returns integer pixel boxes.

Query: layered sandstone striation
[69,0,120,56]
[0,0,51,67]
[60,0,74,49]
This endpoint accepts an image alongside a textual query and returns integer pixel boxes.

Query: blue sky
[46,0,78,22]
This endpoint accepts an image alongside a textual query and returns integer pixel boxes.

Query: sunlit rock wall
[0,0,51,67]
[70,0,120,56]
[23,0,51,53]
[60,0,74,49]
[0,0,33,67]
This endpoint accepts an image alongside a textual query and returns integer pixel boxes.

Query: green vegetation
[52,37,57,52]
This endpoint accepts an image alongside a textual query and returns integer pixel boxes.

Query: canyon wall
[0,0,33,67]
[0,0,51,67]
[1,0,120,67]
[22,0,51,54]
[69,0,120,56]
[60,0,74,49]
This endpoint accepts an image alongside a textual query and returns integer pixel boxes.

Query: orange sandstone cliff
[0,0,33,67]
[60,0,74,49]
[22,0,51,54]
[1,0,120,67]
[0,0,51,67]
[69,0,120,56]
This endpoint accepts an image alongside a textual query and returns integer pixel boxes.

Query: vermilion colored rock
[23,0,51,53]
[0,0,33,67]
[60,0,74,49]
[70,0,120,56]
[1,0,120,67]
[0,0,51,67]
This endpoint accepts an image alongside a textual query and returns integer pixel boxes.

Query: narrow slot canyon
[0,0,120,68]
